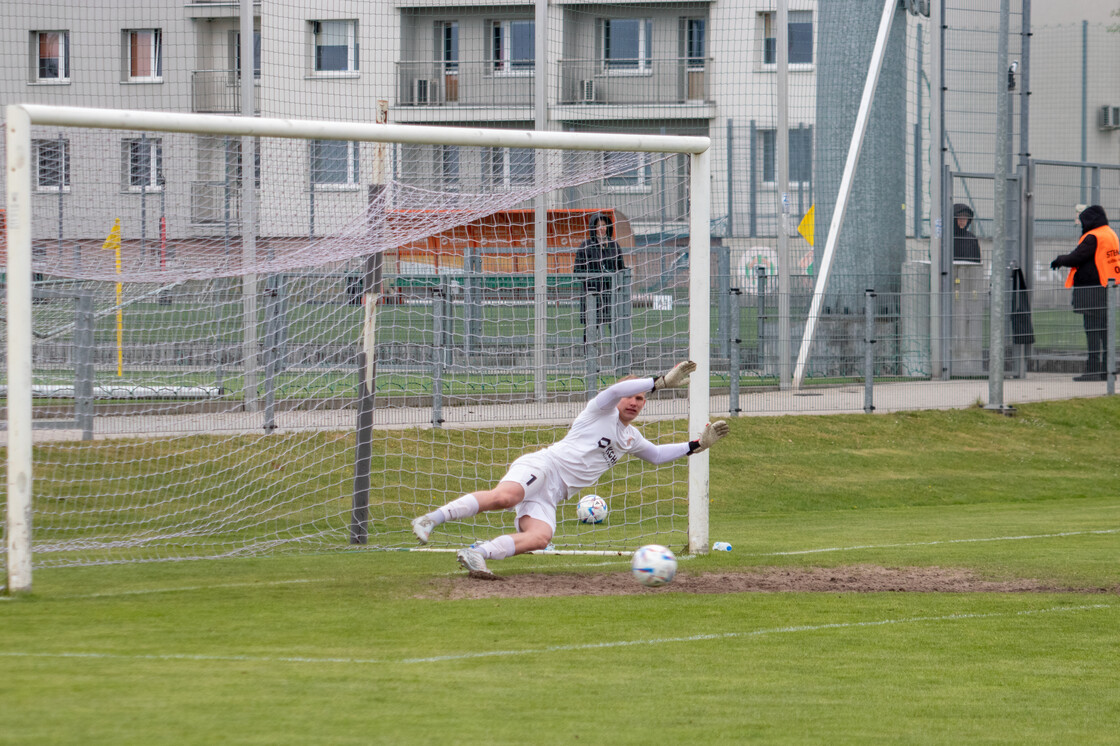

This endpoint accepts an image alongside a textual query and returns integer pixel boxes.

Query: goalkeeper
[410,361,730,579]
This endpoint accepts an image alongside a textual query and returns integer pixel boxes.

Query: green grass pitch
[2,397,1120,744]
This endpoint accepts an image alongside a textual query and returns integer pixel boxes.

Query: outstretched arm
[590,360,696,412]
[630,421,731,464]
[591,377,656,412]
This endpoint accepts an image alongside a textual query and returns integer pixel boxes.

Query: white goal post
[4,104,712,594]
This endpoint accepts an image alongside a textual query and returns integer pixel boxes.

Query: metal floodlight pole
[533,0,548,401]
[241,0,259,413]
[793,0,898,388]
[930,0,946,379]
[776,0,792,390]
[987,0,1011,411]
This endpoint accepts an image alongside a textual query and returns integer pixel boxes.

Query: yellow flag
[797,205,815,247]
[102,219,124,376]
[102,218,122,256]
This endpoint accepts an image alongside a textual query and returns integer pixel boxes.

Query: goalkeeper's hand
[689,421,730,455]
[653,360,696,391]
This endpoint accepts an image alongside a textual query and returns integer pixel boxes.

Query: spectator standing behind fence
[1050,204,1120,382]
[575,212,626,337]
[952,203,982,263]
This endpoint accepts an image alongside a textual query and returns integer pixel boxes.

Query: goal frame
[4,103,712,594]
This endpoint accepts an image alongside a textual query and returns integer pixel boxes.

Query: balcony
[191,180,241,226]
[559,57,712,106]
[185,2,260,20]
[191,70,259,114]
[396,61,534,109]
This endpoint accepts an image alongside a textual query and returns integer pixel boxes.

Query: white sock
[430,494,479,526]
[474,534,516,560]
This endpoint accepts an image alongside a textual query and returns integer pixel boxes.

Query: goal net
[4,105,711,587]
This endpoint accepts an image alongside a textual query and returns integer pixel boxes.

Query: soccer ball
[630,544,677,587]
[576,494,608,524]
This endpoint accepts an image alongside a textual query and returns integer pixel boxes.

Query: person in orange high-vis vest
[1050,205,1120,381]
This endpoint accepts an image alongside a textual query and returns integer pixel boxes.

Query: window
[34,31,70,82]
[762,11,813,65]
[34,138,70,191]
[491,20,534,73]
[761,127,813,184]
[313,20,358,73]
[438,21,458,72]
[126,29,163,81]
[686,19,705,70]
[485,147,534,189]
[604,18,652,72]
[311,140,359,187]
[226,137,262,188]
[604,151,652,191]
[123,138,163,191]
[440,145,460,189]
[233,31,262,79]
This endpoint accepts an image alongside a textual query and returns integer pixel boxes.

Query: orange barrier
[391,208,632,275]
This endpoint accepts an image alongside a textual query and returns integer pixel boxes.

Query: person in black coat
[952,203,982,263]
[574,212,626,335]
[1050,205,1117,381]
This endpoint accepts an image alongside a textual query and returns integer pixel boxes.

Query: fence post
[864,289,876,413]
[75,290,95,441]
[717,245,730,360]
[614,268,632,375]
[729,283,742,417]
[756,267,767,376]
[261,279,281,432]
[585,291,598,401]
[431,280,447,428]
[1108,278,1117,396]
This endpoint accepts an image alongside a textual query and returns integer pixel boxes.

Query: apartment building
[1,0,823,278]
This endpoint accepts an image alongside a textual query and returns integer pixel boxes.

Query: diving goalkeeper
[410,360,730,579]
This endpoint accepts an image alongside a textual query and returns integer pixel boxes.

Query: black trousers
[1080,308,1107,373]
[580,283,613,333]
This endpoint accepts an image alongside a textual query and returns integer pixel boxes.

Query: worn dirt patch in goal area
[423,565,1119,600]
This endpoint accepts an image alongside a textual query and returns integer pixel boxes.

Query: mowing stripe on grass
[0,603,1111,667]
[756,528,1120,557]
[57,578,322,600]
[399,603,1113,663]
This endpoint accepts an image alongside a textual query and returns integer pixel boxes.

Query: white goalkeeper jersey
[532,377,690,497]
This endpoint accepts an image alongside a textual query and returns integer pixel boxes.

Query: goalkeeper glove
[688,421,730,455]
[653,360,696,391]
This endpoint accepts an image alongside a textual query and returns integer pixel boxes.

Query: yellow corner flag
[797,205,815,247]
[102,217,122,257]
[102,219,124,376]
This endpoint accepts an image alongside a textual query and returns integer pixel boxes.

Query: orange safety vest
[1065,225,1120,288]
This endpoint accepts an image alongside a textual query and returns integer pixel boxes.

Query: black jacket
[1052,205,1110,313]
[952,203,981,263]
[575,213,625,291]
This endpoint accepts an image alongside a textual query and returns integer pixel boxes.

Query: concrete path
[6,372,1112,444]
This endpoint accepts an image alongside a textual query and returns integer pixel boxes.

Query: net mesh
[10,125,696,566]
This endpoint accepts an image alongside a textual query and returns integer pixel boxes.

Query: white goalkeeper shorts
[500,453,566,534]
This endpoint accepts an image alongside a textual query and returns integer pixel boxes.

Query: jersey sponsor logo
[597,436,619,467]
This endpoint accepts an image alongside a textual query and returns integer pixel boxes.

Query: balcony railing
[559,57,711,105]
[396,61,534,107]
[395,58,710,108]
[191,70,259,114]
